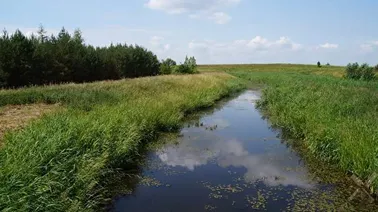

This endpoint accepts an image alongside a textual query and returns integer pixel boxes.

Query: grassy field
[200,64,378,195]
[0,72,245,211]
[198,64,346,78]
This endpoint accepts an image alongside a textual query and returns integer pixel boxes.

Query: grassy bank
[0,73,245,211]
[230,70,378,192]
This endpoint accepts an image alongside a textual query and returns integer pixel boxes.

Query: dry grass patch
[0,103,60,143]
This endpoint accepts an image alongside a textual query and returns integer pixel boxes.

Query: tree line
[0,26,162,88]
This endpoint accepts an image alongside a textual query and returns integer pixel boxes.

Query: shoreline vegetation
[221,65,377,199]
[0,73,245,211]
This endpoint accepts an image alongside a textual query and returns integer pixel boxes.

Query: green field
[1,64,377,211]
[198,64,346,78]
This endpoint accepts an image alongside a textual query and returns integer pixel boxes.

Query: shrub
[175,64,192,74]
[175,56,198,74]
[374,64,378,72]
[345,63,375,81]
[164,58,176,67]
[317,61,321,67]
[159,58,177,75]
[345,62,360,79]
[360,63,375,81]
[326,63,330,66]
[159,63,172,75]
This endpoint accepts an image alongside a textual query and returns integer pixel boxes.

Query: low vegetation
[159,58,177,75]
[160,56,198,75]
[345,62,376,81]
[198,64,346,78]
[0,72,244,211]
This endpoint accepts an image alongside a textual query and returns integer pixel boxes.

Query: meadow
[0,72,244,211]
[199,64,346,78]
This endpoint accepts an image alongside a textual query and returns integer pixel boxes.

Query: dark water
[110,91,376,212]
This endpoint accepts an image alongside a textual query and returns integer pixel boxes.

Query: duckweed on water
[204,204,217,211]
[246,191,267,210]
[139,176,163,187]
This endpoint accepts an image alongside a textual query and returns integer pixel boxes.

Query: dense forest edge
[0,26,197,89]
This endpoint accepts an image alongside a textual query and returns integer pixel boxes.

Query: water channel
[110,90,376,211]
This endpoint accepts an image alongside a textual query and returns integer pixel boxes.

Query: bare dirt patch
[0,103,60,144]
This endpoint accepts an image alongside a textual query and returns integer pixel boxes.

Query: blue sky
[1,0,378,65]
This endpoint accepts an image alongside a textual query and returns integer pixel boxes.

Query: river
[109,90,376,211]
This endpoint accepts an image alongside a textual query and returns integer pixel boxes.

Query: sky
[1,0,378,65]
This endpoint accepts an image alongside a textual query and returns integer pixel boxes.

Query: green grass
[198,64,346,78]
[0,73,245,212]
[229,70,378,193]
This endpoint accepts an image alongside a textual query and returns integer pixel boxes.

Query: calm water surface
[110,91,376,211]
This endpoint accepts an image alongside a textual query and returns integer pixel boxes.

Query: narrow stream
[110,90,376,211]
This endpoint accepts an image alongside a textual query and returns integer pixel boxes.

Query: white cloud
[318,43,338,49]
[209,12,232,24]
[157,131,314,188]
[149,36,171,54]
[190,36,301,52]
[247,36,269,49]
[187,36,305,64]
[163,44,171,51]
[145,0,241,24]
[150,36,164,46]
[360,41,378,53]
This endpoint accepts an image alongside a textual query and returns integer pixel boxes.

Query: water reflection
[157,130,314,188]
[111,90,376,212]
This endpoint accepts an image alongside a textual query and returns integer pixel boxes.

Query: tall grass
[231,71,378,192]
[0,73,245,211]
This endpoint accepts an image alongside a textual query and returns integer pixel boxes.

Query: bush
[345,62,360,79]
[175,56,198,74]
[360,64,375,80]
[159,58,177,75]
[164,58,176,67]
[345,63,375,81]
[159,63,172,75]
[175,64,192,74]
[317,61,321,67]
[374,64,378,72]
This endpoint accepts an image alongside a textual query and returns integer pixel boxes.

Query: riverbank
[110,90,377,211]
[230,70,378,195]
[0,73,245,211]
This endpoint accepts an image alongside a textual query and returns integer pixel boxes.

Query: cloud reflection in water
[157,131,314,189]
